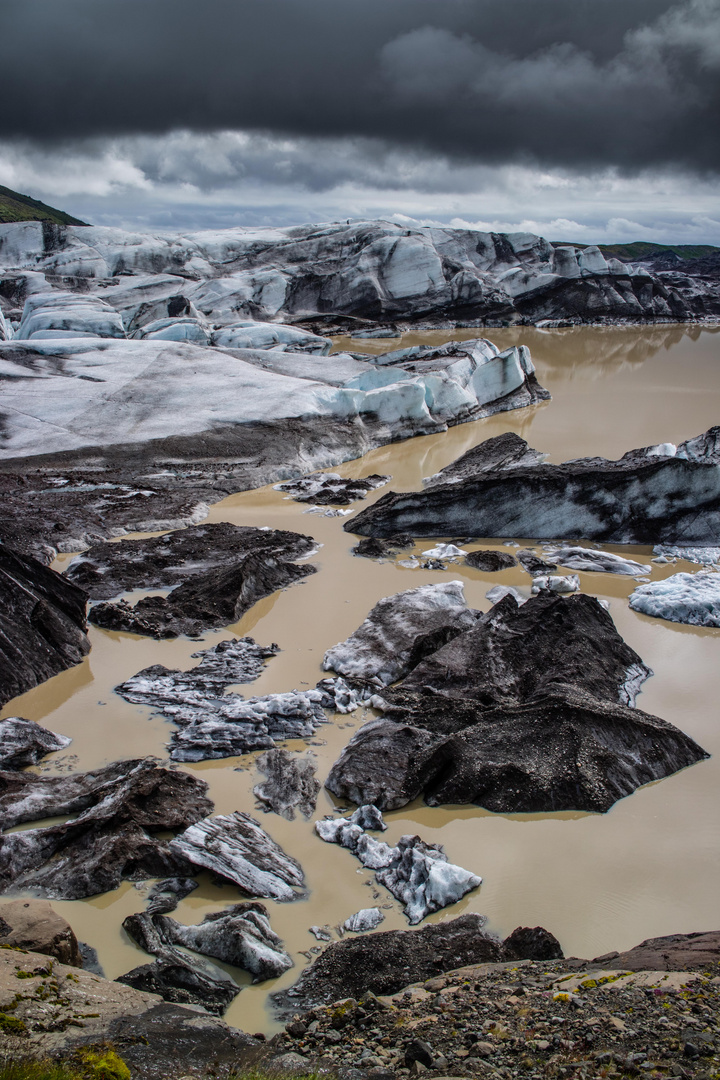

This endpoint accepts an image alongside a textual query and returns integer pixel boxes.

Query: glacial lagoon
[3,323,720,1036]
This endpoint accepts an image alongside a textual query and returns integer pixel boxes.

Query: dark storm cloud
[2,0,719,172]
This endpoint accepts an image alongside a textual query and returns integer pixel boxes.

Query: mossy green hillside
[0,185,87,226]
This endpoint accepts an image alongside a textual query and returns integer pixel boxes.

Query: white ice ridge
[545,546,651,576]
[0,221,637,318]
[322,581,479,687]
[531,574,580,595]
[421,543,468,559]
[0,335,539,461]
[315,806,481,924]
[629,571,720,627]
[653,545,720,566]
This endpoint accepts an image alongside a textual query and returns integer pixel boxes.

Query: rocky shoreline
[1,923,719,1080]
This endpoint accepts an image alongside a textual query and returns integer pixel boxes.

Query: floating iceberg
[629,572,720,627]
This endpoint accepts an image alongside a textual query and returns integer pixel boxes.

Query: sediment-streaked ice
[322,581,479,687]
[315,808,481,923]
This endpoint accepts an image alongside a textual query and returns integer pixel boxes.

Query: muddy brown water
[3,324,720,1036]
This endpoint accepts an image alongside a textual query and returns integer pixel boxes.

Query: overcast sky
[2,0,719,242]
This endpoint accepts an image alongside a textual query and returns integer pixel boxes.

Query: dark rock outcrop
[66,522,316,599]
[254,749,320,820]
[464,549,517,572]
[276,473,390,506]
[0,759,212,898]
[347,428,720,544]
[0,716,71,769]
[325,592,708,813]
[595,930,720,971]
[89,546,316,639]
[0,541,90,706]
[272,914,503,1012]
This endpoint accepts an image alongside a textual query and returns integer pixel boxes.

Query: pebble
[268,956,720,1079]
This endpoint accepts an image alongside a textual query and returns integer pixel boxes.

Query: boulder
[503,925,564,961]
[346,428,720,544]
[464,549,517,572]
[0,716,71,770]
[325,592,708,813]
[0,759,212,898]
[0,541,90,707]
[0,898,82,966]
[0,944,259,1070]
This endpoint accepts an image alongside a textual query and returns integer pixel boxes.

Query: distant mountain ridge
[552,240,719,262]
[0,185,88,226]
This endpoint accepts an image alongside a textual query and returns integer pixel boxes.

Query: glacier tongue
[0,335,546,462]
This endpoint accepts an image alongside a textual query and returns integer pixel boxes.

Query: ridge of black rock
[86,525,317,638]
[66,522,316,599]
[325,592,708,813]
[0,758,213,899]
[0,540,90,706]
[346,427,720,543]
[271,914,562,1013]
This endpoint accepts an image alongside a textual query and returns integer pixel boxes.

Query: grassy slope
[0,184,88,226]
